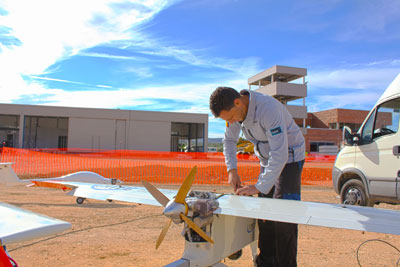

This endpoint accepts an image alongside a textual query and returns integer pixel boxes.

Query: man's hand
[235,185,259,196]
[228,169,241,192]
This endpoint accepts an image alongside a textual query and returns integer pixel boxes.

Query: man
[209,87,305,267]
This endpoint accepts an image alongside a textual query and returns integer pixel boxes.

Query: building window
[24,116,68,148]
[0,115,19,147]
[309,141,335,152]
[170,122,204,152]
[58,136,67,149]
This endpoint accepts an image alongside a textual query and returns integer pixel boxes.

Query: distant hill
[208,138,223,144]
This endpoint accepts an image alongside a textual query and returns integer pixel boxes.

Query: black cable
[8,213,161,252]
[356,239,400,267]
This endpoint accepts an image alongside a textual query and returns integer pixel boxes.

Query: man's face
[218,99,246,123]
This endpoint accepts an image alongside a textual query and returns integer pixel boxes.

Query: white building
[0,103,208,152]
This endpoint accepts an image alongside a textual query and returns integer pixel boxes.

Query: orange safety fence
[0,147,335,186]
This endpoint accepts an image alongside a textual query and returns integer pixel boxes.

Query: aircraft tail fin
[0,163,23,184]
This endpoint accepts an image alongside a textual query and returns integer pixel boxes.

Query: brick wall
[304,128,342,152]
[312,109,338,126]
[293,108,369,152]
[311,108,369,126]
[336,109,369,124]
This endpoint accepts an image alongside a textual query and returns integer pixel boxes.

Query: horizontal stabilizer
[31,181,75,191]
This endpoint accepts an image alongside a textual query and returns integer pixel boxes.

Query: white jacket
[223,90,305,194]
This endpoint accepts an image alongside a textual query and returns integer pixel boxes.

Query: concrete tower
[248,65,307,134]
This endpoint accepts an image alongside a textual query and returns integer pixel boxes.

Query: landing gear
[76,197,86,205]
[76,198,112,204]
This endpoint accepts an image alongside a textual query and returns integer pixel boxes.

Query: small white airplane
[3,164,400,267]
[0,162,121,204]
[0,201,71,266]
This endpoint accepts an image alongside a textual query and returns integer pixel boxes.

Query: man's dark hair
[209,87,240,117]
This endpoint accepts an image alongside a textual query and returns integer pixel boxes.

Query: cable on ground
[356,238,400,267]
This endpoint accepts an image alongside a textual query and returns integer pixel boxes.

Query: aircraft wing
[0,202,71,245]
[216,194,400,235]
[37,181,400,235]
[49,181,178,206]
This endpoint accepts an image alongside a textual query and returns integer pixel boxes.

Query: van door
[355,97,400,199]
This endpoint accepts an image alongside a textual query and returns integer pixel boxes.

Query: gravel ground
[1,184,400,267]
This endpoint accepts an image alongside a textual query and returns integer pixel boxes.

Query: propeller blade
[174,166,197,204]
[156,219,172,249]
[142,180,170,207]
[180,213,214,244]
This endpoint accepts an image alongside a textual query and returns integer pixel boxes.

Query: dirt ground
[2,184,400,267]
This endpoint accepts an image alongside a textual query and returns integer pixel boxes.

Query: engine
[182,191,220,242]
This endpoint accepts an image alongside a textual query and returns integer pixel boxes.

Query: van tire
[340,179,374,207]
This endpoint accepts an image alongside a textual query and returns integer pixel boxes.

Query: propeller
[141,180,169,207]
[142,166,214,249]
[156,218,172,249]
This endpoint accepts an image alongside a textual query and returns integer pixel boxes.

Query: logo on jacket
[270,126,282,136]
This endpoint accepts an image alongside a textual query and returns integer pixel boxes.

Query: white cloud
[7,78,243,113]
[124,66,153,79]
[307,65,400,112]
[309,67,400,90]
[0,0,260,112]
[136,44,260,77]
[285,0,400,42]
[307,91,381,112]
[335,0,400,42]
[29,76,93,86]
[78,51,152,61]
[207,65,400,136]
[0,0,175,100]
[115,32,261,77]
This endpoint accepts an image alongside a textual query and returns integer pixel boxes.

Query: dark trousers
[256,160,304,267]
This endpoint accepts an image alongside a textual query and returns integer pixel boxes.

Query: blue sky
[1,0,400,138]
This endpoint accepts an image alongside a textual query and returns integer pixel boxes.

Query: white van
[332,73,400,206]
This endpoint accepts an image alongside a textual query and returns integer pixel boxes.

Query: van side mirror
[343,126,357,146]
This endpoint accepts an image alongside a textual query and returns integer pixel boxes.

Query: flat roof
[0,103,208,123]
[248,65,307,86]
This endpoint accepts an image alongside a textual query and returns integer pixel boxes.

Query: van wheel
[340,179,374,207]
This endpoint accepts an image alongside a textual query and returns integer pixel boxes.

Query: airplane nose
[163,202,186,220]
